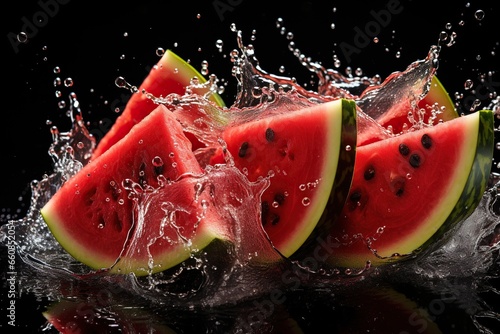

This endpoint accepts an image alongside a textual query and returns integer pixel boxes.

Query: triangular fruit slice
[215,98,357,257]
[91,49,225,159]
[327,109,494,268]
[41,104,228,276]
[376,75,458,135]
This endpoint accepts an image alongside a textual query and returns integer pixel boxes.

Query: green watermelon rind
[165,49,226,107]
[376,109,495,264]
[265,98,357,258]
[414,109,495,256]
[293,99,357,256]
[422,75,458,120]
[327,109,494,268]
[40,105,230,276]
[41,182,229,277]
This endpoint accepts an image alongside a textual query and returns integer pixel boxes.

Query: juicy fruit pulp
[41,105,227,276]
[216,98,357,257]
[328,109,495,268]
[91,49,224,159]
[373,75,458,136]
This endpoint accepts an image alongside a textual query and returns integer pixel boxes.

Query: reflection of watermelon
[41,105,229,275]
[334,285,442,334]
[43,299,177,333]
[91,49,224,159]
[216,98,357,257]
[328,109,494,268]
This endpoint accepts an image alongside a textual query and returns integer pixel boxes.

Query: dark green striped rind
[291,98,357,260]
[419,109,495,253]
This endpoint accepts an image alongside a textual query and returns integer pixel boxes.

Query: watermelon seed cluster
[347,133,434,209]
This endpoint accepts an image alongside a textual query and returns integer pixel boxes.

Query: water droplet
[64,78,73,87]
[201,60,209,75]
[464,79,474,90]
[216,39,223,52]
[123,32,128,37]
[299,184,306,191]
[345,145,352,151]
[272,201,279,208]
[302,197,311,206]
[17,32,28,43]
[196,13,201,19]
[55,90,62,98]
[152,156,164,167]
[276,17,283,28]
[330,23,336,30]
[474,9,485,21]
[53,66,61,74]
[156,47,165,57]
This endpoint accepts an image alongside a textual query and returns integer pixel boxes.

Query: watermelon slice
[327,109,495,268]
[375,75,458,135]
[41,105,228,276]
[91,49,225,159]
[215,98,357,257]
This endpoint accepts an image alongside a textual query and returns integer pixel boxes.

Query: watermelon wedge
[41,105,229,276]
[374,75,458,135]
[214,98,357,257]
[327,109,495,268]
[91,49,225,159]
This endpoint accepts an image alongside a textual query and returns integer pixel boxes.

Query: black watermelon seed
[274,192,285,205]
[270,213,281,225]
[261,201,269,225]
[364,166,376,181]
[421,134,432,149]
[349,190,362,203]
[409,153,421,168]
[399,143,410,156]
[238,142,249,158]
[265,128,275,142]
[154,165,164,177]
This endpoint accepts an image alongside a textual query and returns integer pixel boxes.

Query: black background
[2,0,499,332]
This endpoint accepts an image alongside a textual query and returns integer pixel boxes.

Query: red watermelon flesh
[376,75,458,135]
[91,49,224,159]
[327,109,494,268]
[357,75,458,147]
[41,104,228,276]
[215,98,357,257]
